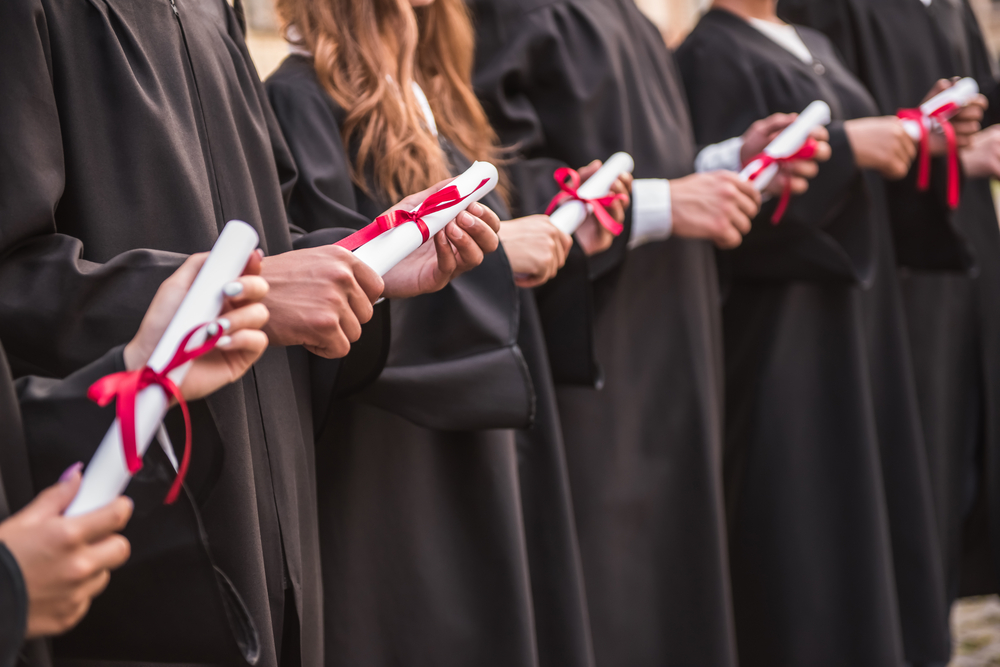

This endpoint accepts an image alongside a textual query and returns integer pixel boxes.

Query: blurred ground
[953,597,1000,666]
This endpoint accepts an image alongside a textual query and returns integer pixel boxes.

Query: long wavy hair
[276,0,504,203]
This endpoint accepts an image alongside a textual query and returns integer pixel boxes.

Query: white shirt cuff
[695,136,745,173]
[629,178,672,249]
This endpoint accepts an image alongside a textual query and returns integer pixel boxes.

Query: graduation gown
[0,341,176,667]
[677,10,949,665]
[0,0,387,663]
[266,54,592,667]
[782,0,1000,610]
[472,1,737,665]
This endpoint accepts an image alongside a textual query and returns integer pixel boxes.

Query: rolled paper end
[921,77,980,117]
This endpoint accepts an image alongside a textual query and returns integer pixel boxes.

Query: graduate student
[779,0,1000,651]
[0,0,500,663]
[264,0,627,662]
[1,253,270,666]
[470,0,830,664]
[675,2,972,664]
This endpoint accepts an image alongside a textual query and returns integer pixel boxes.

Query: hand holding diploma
[68,221,267,516]
[0,464,132,638]
[739,102,832,199]
[738,112,831,199]
[902,77,986,151]
[499,215,573,288]
[549,157,634,256]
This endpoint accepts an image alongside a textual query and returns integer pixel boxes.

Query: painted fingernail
[223,281,244,297]
[59,462,84,483]
[217,318,231,332]
[206,322,220,337]
[218,335,232,348]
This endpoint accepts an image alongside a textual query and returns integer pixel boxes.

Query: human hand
[499,215,573,288]
[123,252,271,399]
[381,179,501,299]
[740,114,831,197]
[922,78,987,154]
[0,465,132,638]
[844,116,917,179]
[572,160,632,255]
[670,171,760,249]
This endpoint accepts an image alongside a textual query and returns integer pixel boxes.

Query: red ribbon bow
[87,324,224,505]
[897,103,961,209]
[336,178,492,252]
[545,168,627,236]
[744,137,820,224]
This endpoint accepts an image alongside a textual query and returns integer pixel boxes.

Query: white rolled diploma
[353,161,500,276]
[66,220,260,516]
[901,77,980,141]
[739,100,832,192]
[547,152,635,235]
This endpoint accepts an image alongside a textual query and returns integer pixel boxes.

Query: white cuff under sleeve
[695,136,745,173]
[629,178,673,249]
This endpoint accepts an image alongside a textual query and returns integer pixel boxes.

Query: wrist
[123,341,144,371]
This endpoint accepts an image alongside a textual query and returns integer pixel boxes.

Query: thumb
[25,463,83,519]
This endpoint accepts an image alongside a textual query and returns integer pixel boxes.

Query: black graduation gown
[677,10,950,666]
[0,0,385,663]
[472,1,737,665]
[0,342,176,667]
[782,0,1000,611]
[266,54,592,667]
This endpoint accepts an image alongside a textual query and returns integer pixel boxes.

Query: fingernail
[255,249,265,259]
[450,226,464,240]
[206,322,220,337]
[468,202,484,216]
[223,281,244,297]
[217,317,231,332]
[458,212,475,229]
[218,335,232,348]
[59,462,83,483]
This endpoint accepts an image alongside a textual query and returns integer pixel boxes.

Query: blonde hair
[277,0,504,203]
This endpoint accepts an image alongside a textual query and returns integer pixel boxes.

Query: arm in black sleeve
[0,544,26,667]
[0,0,183,379]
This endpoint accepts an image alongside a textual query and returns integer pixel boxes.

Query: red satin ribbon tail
[745,138,820,224]
[899,108,931,191]
[933,113,961,209]
[87,323,223,506]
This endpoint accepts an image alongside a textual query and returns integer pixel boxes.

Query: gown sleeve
[0,0,183,379]
[0,543,25,667]
[677,28,871,284]
[265,61,393,428]
[472,3,607,385]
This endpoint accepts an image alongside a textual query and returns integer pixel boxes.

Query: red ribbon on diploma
[897,103,961,209]
[545,168,627,236]
[87,324,224,505]
[744,137,820,224]
[336,178,492,251]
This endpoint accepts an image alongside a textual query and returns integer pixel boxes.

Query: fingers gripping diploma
[499,215,574,288]
[740,113,832,198]
[0,466,133,638]
[671,171,762,249]
[125,251,272,399]
[379,178,501,299]
[572,159,633,256]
